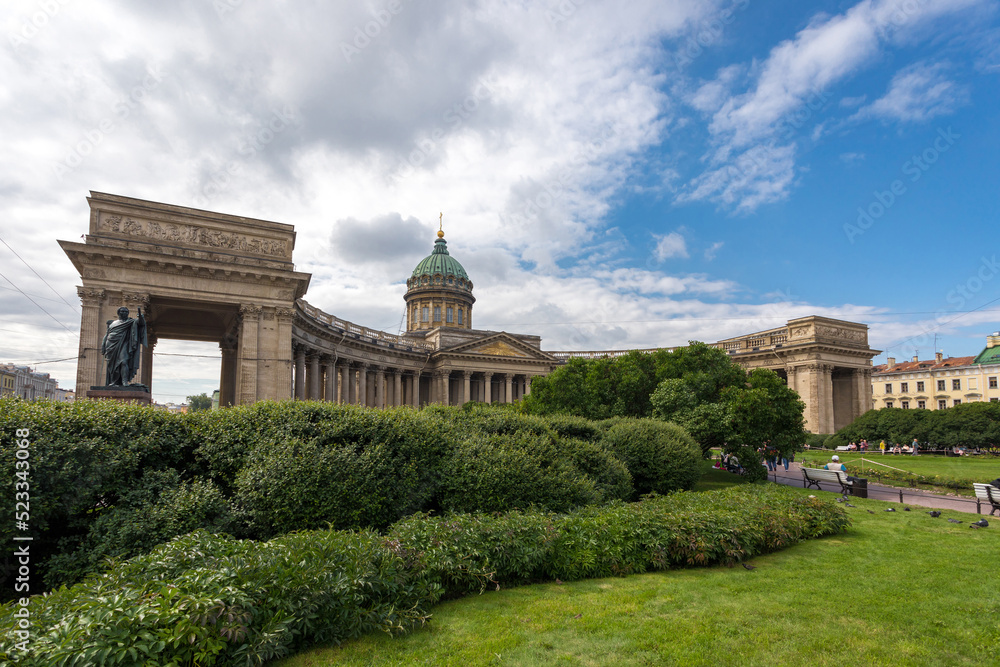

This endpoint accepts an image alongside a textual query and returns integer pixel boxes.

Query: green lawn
[796,452,999,480]
[276,482,998,666]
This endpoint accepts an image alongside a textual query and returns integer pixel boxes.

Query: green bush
[0,485,848,665]
[437,432,602,513]
[0,529,436,666]
[602,419,702,498]
[44,470,234,586]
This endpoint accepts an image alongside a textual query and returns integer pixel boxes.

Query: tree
[187,393,213,412]
[721,369,806,482]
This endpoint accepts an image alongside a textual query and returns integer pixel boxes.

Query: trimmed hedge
[1,398,697,593]
[602,419,703,498]
[0,485,849,666]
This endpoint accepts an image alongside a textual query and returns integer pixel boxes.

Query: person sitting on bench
[824,455,846,472]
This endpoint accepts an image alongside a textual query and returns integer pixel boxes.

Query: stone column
[821,365,835,433]
[357,363,368,406]
[293,346,306,400]
[393,370,402,407]
[483,372,493,404]
[348,363,358,405]
[462,371,472,405]
[139,336,156,388]
[524,376,532,396]
[433,370,450,405]
[275,308,295,400]
[411,373,420,407]
[237,304,261,405]
[307,353,321,400]
[375,366,386,409]
[504,374,514,404]
[256,309,277,401]
[219,342,237,408]
[854,368,872,417]
[75,287,106,393]
[339,362,351,404]
[324,358,336,402]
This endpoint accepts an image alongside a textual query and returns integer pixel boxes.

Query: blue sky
[1,0,998,403]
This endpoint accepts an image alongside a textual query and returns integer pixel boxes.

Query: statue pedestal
[87,385,152,406]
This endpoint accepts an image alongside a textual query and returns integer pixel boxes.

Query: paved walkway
[764,461,990,515]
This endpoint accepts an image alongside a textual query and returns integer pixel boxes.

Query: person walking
[911,438,919,456]
[880,440,886,455]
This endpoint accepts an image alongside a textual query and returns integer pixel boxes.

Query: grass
[276,475,999,666]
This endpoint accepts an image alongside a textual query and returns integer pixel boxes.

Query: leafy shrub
[602,419,702,498]
[0,529,436,666]
[44,470,234,586]
[437,432,602,513]
[389,484,850,595]
[0,485,848,665]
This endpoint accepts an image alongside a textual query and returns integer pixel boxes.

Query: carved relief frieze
[817,325,866,343]
[101,214,288,258]
[790,326,811,338]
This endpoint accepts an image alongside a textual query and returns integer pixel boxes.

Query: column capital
[77,287,106,305]
[276,307,295,321]
[240,303,263,317]
[462,370,473,379]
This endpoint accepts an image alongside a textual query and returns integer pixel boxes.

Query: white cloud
[653,231,689,261]
[679,0,988,211]
[704,241,724,260]
[856,61,970,123]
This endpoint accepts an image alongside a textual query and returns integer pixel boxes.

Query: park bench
[802,467,853,496]
[973,483,1000,516]
[834,445,850,451]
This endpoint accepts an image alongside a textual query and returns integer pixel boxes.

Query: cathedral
[60,192,877,432]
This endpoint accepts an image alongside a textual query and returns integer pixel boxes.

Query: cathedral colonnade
[61,193,878,433]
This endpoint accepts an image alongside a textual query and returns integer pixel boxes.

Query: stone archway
[60,192,310,404]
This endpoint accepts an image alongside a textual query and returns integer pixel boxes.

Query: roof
[972,345,1000,366]
[873,355,977,375]
[411,236,470,281]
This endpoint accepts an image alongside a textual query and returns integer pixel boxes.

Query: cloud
[839,152,865,163]
[653,231,689,261]
[679,0,988,211]
[704,241,724,260]
[855,61,970,123]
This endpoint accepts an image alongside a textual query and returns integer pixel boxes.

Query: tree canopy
[186,393,213,412]
[524,342,807,475]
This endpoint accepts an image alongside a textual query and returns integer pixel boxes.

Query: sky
[1,0,999,404]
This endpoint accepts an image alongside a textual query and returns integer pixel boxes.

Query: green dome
[411,237,469,280]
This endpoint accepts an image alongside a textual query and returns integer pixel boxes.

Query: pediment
[442,332,556,361]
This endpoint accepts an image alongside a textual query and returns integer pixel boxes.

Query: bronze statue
[101,306,147,386]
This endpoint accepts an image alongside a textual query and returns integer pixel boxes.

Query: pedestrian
[880,440,886,455]
[911,438,919,456]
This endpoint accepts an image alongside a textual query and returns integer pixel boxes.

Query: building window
[446,307,453,323]
[421,306,429,322]
[917,400,926,409]
[916,381,925,392]
[434,306,441,321]
[901,401,909,409]
[885,383,893,394]
[952,379,961,390]
[900,382,909,393]
[458,309,463,325]
[990,376,998,389]
[937,380,946,391]
[991,398,999,403]
[885,400,894,408]
[938,399,947,410]
[953,399,962,406]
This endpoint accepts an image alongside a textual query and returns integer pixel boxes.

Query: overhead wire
[0,234,79,312]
